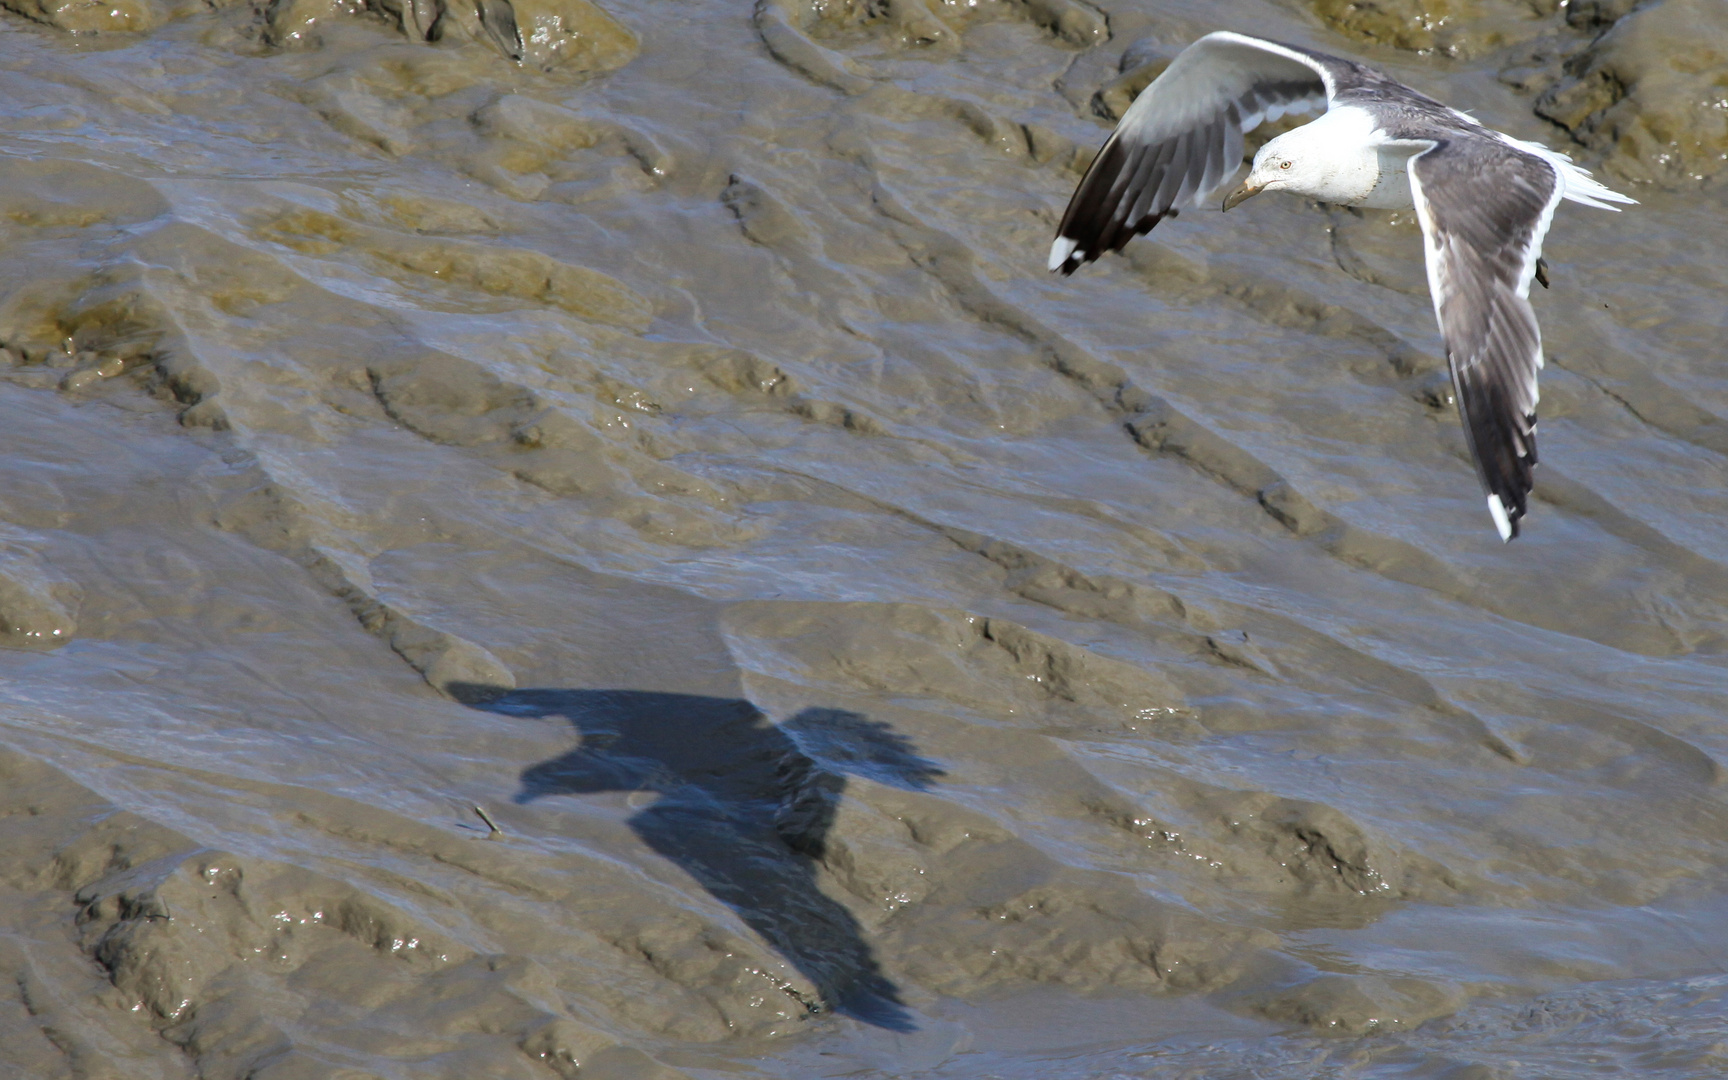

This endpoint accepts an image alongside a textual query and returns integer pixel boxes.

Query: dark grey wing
[1408,136,1563,542]
[1050,32,1354,274]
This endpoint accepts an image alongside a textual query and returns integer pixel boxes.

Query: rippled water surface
[1,0,1726,1076]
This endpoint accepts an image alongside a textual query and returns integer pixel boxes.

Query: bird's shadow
[456,686,944,1032]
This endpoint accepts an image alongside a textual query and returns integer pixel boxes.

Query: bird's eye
[1279,160,1291,170]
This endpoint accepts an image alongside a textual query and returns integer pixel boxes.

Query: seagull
[1050,31,1635,542]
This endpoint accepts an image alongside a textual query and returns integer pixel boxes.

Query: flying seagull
[1050,31,1634,541]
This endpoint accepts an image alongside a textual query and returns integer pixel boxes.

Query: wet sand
[0,0,1725,1076]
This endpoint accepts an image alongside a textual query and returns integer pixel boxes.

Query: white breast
[1359,146,1418,209]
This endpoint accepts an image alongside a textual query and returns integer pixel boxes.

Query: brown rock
[492,0,638,72]
[0,0,161,32]
[1536,0,1728,183]
[1307,0,1554,56]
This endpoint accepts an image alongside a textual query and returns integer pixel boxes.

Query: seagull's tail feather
[1554,157,1638,208]
[1502,135,1638,209]
[1559,169,1639,210]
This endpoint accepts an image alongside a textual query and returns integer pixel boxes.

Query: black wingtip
[1050,207,1169,278]
[1457,370,1537,544]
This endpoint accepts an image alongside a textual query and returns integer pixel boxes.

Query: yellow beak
[1222,182,1262,212]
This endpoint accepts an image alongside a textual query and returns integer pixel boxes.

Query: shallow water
[0,0,1726,1076]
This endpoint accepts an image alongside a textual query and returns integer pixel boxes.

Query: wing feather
[1408,137,1562,541]
[1151,128,1194,213]
[1196,115,1228,197]
[1125,138,1173,231]
[1050,31,1351,274]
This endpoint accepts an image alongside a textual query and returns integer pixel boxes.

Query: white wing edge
[1194,31,1343,101]
[1401,142,1447,327]
[1513,156,1567,308]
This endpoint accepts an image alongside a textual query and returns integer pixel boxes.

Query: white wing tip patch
[1049,237,1079,273]
[1487,495,1514,542]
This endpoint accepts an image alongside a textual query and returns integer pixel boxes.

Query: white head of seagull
[1224,107,1415,211]
[1048,30,1636,542]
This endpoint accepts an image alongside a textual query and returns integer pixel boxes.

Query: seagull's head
[1224,130,1329,210]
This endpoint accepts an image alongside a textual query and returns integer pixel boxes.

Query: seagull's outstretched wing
[1051,32,1356,274]
[1407,136,1562,542]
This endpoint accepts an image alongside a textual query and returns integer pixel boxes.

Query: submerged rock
[1252,973,1469,1034]
[1536,0,1728,183]
[1303,0,1558,56]
[2,0,636,75]
[367,0,638,70]
[0,0,180,33]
